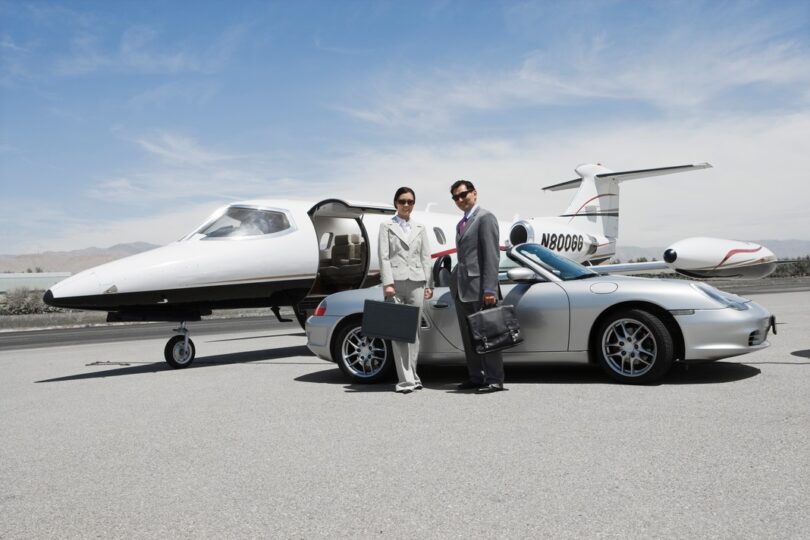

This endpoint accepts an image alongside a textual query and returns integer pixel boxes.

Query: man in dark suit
[449,180,505,393]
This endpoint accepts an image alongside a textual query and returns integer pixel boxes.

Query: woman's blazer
[378,220,434,288]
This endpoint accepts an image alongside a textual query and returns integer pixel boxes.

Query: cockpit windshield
[195,206,291,239]
[513,243,597,280]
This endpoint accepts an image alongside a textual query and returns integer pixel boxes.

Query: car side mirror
[507,267,542,283]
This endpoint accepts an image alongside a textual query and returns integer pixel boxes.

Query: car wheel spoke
[341,327,389,379]
[602,318,658,378]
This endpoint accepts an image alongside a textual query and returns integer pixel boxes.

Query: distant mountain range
[1,239,808,274]
[0,242,161,273]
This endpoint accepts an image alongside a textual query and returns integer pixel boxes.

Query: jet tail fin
[544,162,712,240]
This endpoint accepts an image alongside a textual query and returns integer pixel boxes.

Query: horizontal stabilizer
[542,163,712,191]
[543,178,582,192]
[595,163,712,182]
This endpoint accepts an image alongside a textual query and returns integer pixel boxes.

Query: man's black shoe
[477,383,505,393]
[457,380,484,390]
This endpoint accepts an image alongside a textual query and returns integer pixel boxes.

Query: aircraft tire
[164,335,196,369]
[595,309,674,384]
[332,317,394,383]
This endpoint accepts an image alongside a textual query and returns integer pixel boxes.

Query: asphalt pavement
[0,316,291,352]
[1,292,808,538]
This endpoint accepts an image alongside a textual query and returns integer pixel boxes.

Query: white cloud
[118,25,199,73]
[1,35,29,52]
[321,112,810,246]
[4,112,809,254]
[83,132,320,206]
[135,132,237,166]
[86,177,148,200]
[54,23,247,76]
[340,12,810,129]
[126,81,222,108]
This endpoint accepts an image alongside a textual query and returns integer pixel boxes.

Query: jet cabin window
[197,207,291,238]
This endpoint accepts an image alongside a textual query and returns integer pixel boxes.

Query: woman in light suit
[378,187,434,393]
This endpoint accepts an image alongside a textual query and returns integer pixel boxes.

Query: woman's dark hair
[393,186,415,205]
[450,179,475,194]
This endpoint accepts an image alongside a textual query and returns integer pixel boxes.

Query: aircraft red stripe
[431,245,507,259]
[431,248,457,259]
[567,194,615,223]
[713,247,762,269]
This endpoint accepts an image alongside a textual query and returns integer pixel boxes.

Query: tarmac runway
[1,291,808,538]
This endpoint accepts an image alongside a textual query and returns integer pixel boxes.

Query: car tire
[332,318,394,383]
[595,309,674,384]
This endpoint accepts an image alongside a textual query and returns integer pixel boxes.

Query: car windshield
[512,243,597,280]
[195,206,291,238]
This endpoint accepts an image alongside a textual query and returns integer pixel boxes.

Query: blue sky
[2,0,809,254]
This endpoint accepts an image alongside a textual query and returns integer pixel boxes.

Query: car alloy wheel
[333,321,393,383]
[596,309,674,384]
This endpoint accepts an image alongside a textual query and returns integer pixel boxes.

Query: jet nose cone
[664,249,677,263]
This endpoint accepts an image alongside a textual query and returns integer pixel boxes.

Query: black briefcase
[362,299,421,343]
[466,304,523,354]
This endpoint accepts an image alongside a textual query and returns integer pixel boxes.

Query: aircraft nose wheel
[164,323,196,368]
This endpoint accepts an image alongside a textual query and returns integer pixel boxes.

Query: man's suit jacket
[452,207,501,303]
[378,219,434,287]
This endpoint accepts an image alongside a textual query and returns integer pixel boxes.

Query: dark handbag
[466,304,523,354]
[362,298,421,343]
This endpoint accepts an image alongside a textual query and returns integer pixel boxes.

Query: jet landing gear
[164,322,196,368]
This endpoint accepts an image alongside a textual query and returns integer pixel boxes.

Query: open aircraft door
[298,199,395,320]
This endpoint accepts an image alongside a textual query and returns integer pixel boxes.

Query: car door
[504,281,570,352]
[423,280,570,353]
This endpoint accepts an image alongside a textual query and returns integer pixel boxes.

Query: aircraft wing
[593,261,671,275]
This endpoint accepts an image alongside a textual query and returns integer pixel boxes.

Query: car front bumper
[674,301,773,361]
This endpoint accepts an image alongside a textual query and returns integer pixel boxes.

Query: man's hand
[482,292,497,306]
[384,285,396,298]
[424,287,433,300]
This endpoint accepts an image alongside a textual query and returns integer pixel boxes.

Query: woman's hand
[423,287,433,300]
[384,285,396,298]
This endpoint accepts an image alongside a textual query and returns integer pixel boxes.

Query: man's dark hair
[393,186,415,205]
[450,180,475,194]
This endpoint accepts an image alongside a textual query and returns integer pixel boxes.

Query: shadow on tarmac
[37,343,763,386]
[295,361,762,390]
[789,349,810,361]
[207,332,307,343]
[36,345,317,383]
[741,349,810,364]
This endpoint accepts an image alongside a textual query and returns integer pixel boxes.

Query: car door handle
[431,302,449,309]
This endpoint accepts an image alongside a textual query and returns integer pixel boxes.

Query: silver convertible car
[306,243,776,384]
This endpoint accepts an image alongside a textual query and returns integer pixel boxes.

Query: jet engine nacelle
[663,237,777,279]
[509,220,535,245]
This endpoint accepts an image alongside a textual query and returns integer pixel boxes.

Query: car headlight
[690,283,749,310]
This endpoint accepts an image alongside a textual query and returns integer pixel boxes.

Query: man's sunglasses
[396,199,415,205]
[451,190,473,201]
